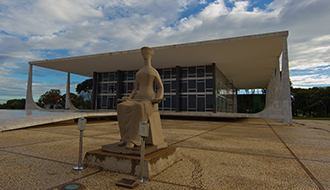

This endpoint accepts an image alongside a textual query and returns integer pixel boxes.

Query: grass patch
[293,117,330,120]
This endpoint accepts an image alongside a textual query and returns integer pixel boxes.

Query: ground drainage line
[265,120,325,190]
[170,123,230,146]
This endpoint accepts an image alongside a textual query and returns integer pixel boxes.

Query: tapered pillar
[65,72,78,110]
[280,36,292,124]
[25,64,42,110]
[258,35,292,125]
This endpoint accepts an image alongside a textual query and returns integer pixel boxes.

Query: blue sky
[1,0,330,103]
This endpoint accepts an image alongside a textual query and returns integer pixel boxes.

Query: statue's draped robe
[117,100,157,146]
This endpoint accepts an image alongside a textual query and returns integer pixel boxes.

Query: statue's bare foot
[118,141,125,146]
[125,142,134,149]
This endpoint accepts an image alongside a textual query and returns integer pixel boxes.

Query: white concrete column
[25,64,42,110]
[65,72,78,110]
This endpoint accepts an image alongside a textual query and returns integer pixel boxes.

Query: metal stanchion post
[73,118,86,170]
[136,122,149,183]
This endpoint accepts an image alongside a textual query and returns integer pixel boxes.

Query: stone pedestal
[83,146,181,178]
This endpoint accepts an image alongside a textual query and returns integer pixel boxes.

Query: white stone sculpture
[117,47,166,149]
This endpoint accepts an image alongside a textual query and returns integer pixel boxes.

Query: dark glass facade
[179,66,214,112]
[215,67,237,112]
[94,64,237,113]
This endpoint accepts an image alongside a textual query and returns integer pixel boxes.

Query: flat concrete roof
[30,31,288,89]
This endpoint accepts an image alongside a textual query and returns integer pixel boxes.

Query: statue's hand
[118,97,131,102]
[151,98,166,104]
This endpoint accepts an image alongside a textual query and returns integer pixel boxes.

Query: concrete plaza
[0,118,329,189]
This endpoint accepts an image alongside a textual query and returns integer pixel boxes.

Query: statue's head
[141,46,154,60]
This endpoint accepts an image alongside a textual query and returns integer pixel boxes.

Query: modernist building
[26,31,292,124]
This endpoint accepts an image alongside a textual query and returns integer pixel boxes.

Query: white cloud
[199,0,228,18]
[1,0,330,102]
[232,1,249,12]
[291,74,330,87]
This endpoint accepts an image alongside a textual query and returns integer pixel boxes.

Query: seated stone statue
[117,47,166,149]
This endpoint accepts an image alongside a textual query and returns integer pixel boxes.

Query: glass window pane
[206,65,213,73]
[109,84,116,94]
[188,80,196,89]
[197,82,204,92]
[164,95,171,108]
[172,95,176,109]
[206,95,213,109]
[103,84,108,93]
[181,69,187,78]
[188,95,196,108]
[181,96,187,111]
[98,85,102,93]
[197,97,205,111]
[164,70,170,79]
[181,81,187,92]
[206,79,213,88]
[98,73,103,82]
[122,72,128,81]
[102,96,107,106]
[197,68,204,77]
[172,68,177,78]
[128,71,134,79]
[164,83,170,93]
[97,97,101,109]
[103,73,109,81]
[127,82,134,93]
[189,67,196,74]
[121,83,127,93]
[171,80,177,90]
[108,97,113,109]
[109,73,114,81]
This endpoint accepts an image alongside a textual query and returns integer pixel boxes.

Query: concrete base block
[83,146,182,178]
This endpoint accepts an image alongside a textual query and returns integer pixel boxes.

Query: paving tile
[0,151,99,190]
[152,148,318,189]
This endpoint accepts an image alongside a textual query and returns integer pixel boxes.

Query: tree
[38,89,62,108]
[0,99,26,109]
[292,87,330,117]
[61,93,85,108]
[76,79,93,100]
[76,79,93,109]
